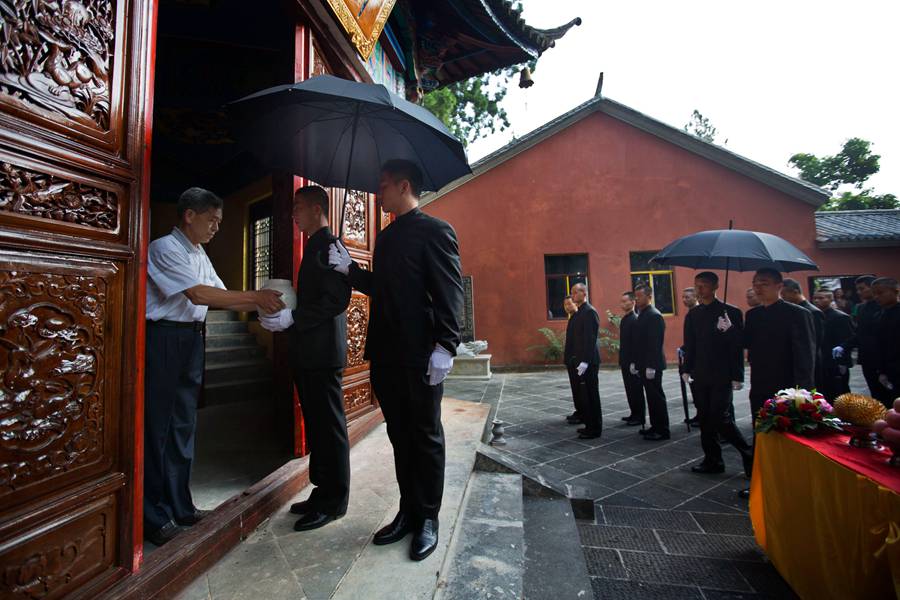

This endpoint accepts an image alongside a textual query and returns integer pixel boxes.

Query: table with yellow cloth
[750,431,900,599]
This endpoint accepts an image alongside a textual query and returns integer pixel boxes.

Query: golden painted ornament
[833,393,887,426]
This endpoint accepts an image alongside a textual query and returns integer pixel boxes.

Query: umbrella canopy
[651,229,819,273]
[227,75,471,194]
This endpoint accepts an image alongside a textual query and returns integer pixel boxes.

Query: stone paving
[445,366,869,600]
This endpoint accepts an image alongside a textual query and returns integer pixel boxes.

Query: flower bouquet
[755,388,843,434]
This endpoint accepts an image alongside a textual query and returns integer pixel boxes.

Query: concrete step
[435,472,525,600]
[204,359,271,386]
[206,310,240,322]
[522,495,592,599]
[202,378,272,406]
[205,333,258,349]
[205,345,266,366]
[206,320,249,335]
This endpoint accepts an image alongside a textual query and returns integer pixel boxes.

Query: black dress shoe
[294,510,342,532]
[410,518,439,561]
[578,431,602,439]
[176,509,212,526]
[643,431,671,441]
[290,499,317,515]
[624,418,643,426]
[146,520,181,546]
[685,415,700,426]
[639,427,657,436]
[620,415,635,422]
[691,462,725,474]
[373,512,413,545]
[738,488,751,499]
[566,414,583,424]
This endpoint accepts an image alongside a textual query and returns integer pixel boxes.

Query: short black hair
[754,268,783,283]
[782,278,802,293]
[634,283,653,297]
[622,291,635,300]
[873,277,899,290]
[856,275,876,287]
[177,187,222,219]
[695,271,719,285]
[381,159,423,197]
[295,185,329,217]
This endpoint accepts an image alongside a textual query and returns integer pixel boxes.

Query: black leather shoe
[578,430,602,439]
[639,428,657,436]
[685,415,700,426]
[294,510,342,532]
[176,509,212,526]
[738,488,751,499]
[373,512,413,545]
[410,518,439,561]
[566,414,583,425]
[146,520,181,546]
[624,418,643,426]
[620,415,635,422]
[691,462,725,474]
[643,431,671,441]
[290,499,317,515]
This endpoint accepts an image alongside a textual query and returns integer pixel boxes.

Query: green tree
[789,138,899,210]
[683,109,720,143]
[423,69,515,146]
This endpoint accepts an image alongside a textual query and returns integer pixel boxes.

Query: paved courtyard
[444,366,869,599]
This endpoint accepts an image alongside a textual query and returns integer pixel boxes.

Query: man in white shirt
[144,187,283,547]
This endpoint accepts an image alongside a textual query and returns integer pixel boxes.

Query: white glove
[645,368,656,380]
[880,374,895,391]
[716,313,733,332]
[732,381,743,391]
[629,363,638,375]
[577,362,588,376]
[427,345,454,386]
[677,347,685,361]
[832,346,844,359]
[681,372,692,385]
[259,308,293,332]
[328,241,352,275]
[838,365,848,376]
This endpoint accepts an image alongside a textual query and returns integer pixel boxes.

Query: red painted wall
[424,112,900,366]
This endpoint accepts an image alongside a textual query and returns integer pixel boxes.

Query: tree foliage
[789,138,898,211]
[683,109,719,143]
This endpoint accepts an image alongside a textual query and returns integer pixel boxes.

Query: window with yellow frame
[629,251,675,315]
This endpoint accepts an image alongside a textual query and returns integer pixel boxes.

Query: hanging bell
[518,66,534,89]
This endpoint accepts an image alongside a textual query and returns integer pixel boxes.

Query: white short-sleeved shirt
[146,227,226,322]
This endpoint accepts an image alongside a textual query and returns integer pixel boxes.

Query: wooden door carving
[0,0,154,597]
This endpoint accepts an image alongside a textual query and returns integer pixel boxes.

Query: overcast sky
[467,0,900,197]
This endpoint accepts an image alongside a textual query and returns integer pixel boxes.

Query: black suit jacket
[564,302,601,366]
[744,299,815,398]
[634,305,666,371]
[618,311,637,367]
[877,304,900,382]
[683,299,744,385]
[348,208,463,368]
[288,227,352,369]
[822,307,854,372]
[799,299,825,376]
[848,300,883,366]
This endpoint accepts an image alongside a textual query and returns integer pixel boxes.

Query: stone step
[205,345,266,366]
[435,472,525,600]
[205,320,249,335]
[204,359,271,386]
[202,378,272,406]
[204,333,258,349]
[522,495,592,599]
[206,310,240,322]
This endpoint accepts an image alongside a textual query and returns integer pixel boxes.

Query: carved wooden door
[0,0,155,597]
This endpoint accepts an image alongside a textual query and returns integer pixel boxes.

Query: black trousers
[820,367,851,402]
[371,366,445,522]
[642,371,669,434]
[694,382,751,466]
[144,323,204,532]
[863,363,892,408]
[566,366,581,417]
[569,363,602,434]
[620,366,645,421]
[293,368,350,515]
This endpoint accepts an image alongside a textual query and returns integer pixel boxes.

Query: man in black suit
[260,185,352,531]
[618,291,645,426]
[740,268,815,498]
[834,276,886,401]
[682,272,752,475]
[782,278,825,391]
[329,159,463,562]
[633,283,669,440]
[564,283,602,439]
[563,294,585,425]
[873,277,900,408]
[812,289,854,401]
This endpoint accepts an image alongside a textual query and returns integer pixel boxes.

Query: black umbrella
[227,75,471,235]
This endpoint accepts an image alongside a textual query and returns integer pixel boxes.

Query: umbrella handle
[339,104,361,239]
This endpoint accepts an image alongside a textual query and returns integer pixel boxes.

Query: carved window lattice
[0,270,107,495]
[345,295,368,369]
[343,382,372,415]
[340,188,368,249]
[0,0,116,130]
[0,161,119,230]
